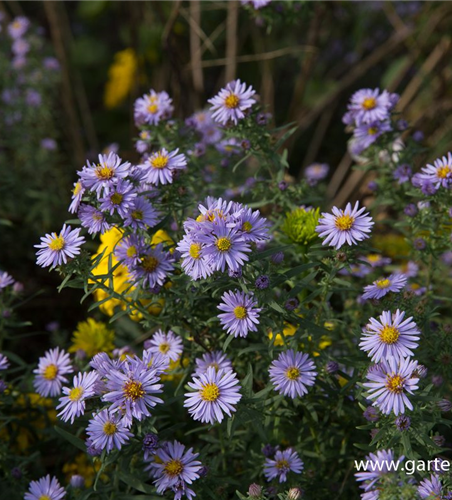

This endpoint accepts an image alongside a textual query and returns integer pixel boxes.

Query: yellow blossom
[69,318,115,358]
[104,48,137,109]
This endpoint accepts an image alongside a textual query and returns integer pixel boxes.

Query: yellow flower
[268,323,297,346]
[69,318,115,358]
[63,453,102,487]
[104,48,137,109]
[371,234,410,259]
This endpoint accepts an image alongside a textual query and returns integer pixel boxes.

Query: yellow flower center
[126,246,137,257]
[234,306,247,319]
[286,367,300,380]
[362,97,377,110]
[376,279,390,288]
[201,382,220,402]
[93,213,103,221]
[368,127,378,135]
[95,164,114,180]
[159,342,170,354]
[69,386,84,401]
[242,221,252,232]
[73,182,83,195]
[216,237,231,252]
[123,380,145,401]
[367,254,380,263]
[147,103,159,114]
[189,243,202,259]
[335,214,354,231]
[39,496,51,500]
[141,256,159,273]
[276,459,289,470]
[110,193,124,205]
[386,374,404,394]
[43,364,58,380]
[132,210,143,220]
[164,459,184,476]
[437,166,451,179]
[151,153,169,169]
[209,362,220,371]
[225,93,240,109]
[140,131,149,139]
[103,421,117,436]
[49,235,65,251]
[379,325,400,345]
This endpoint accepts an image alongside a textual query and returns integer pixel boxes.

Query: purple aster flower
[0,353,10,370]
[143,433,159,460]
[8,16,30,39]
[248,484,262,498]
[413,237,426,250]
[271,251,285,264]
[35,224,85,268]
[304,163,329,185]
[78,152,130,196]
[363,357,419,415]
[115,234,146,267]
[134,89,173,126]
[256,112,271,125]
[12,38,29,56]
[129,243,174,289]
[348,88,392,125]
[123,196,159,229]
[351,121,392,155]
[396,119,409,131]
[418,152,452,189]
[145,329,183,362]
[363,406,379,423]
[26,90,42,107]
[316,201,374,250]
[412,173,439,195]
[44,57,60,71]
[326,360,339,374]
[184,366,242,424]
[146,440,202,500]
[404,204,418,217]
[24,475,65,500]
[78,204,111,235]
[263,448,304,483]
[241,0,272,9]
[199,219,251,273]
[140,148,187,186]
[33,347,73,397]
[437,399,452,412]
[367,181,378,192]
[216,137,241,156]
[86,409,133,453]
[0,271,15,291]
[194,351,232,377]
[176,234,213,281]
[362,274,407,300]
[208,79,256,125]
[102,357,163,425]
[359,309,420,363]
[255,275,270,289]
[136,130,150,153]
[68,181,85,213]
[217,290,261,338]
[70,475,84,489]
[418,474,443,499]
[284,297,300,311]
[278,181,288,191]
[355,449,402,492]
[393,164,412,184]
[99,179,137,218]
[56,371,99,423]
[269,350,317,399]
[395,415,411,431]
[363,254,391,268]
[235,207,270,242]
[262,444,277,458]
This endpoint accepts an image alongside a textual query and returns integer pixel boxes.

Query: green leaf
[54,426,87,452]
[118,471,156,494]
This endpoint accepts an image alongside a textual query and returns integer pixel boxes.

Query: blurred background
[1,0,452,333]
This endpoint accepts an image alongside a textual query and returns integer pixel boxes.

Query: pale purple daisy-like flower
[136,130,150,153]
[33,347,73,397]
[363,254,391,268]
[12,38,29,56]
[304,163,329,185]
[355,449,403,492]
[361,274,407,300]
[68,180,85,214]
[56,371,99,423]
[78,204,111,235]
[99,179,137,218]
[234,207,270,242]
[78,152,130,195]
[146,440,202,500]
[86,409,133,453]
[140,148,187,186]
[0,271,15,291]
[217,290,261,338]
[0,353,10,370]
[8,16,30,39]
[393,164,412,184]
[316,201,374,250]
[184,366,242,425]
[176,234,213,281]
[363,357,419,415]
[102,357,163,425]
[134,89,173,126]
[115,234,146,267]
[123,196,159,229]
[35,224,85,268]
[199,219,251,273]
[146,329,183,362]
[208,79,256,125]
[418,474,443,499]
[359,310,420,363]
[418,152,452,189]
[348,88,392,125]
[24,475,66,500]
[263,448,304,483]
[194,351,232,377]
[269,350,317,399]
[241,0,272,9]
[351,121,392,155]
[129,243,174,289]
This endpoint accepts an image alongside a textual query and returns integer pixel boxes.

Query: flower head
[351,120,392,155]
[33,347,73,397]
[217,290,261,338]
[0,271,15,291]
[129,243,174,290]
[99,179,137,218]
[0,353,10,371]
[115,234,147,267]
[208,79,256,125]
[140,148,187,186]
[362,274,407,300]
[124,196,159,229]
[355,449,402,491]
[146,329,183,362]
[347,88,393,125]
[304,163,329,185]
[8,16,30,39]
[24,475,65,500]
[184,366,242,425]
[194,351,232,377]
[78,152,130,195]
[69,318,115,358]
[316,202,373,250]
[35,224,85,268]
[69,181,85,213]
[269,350,317,399]
[57,371,99,423]
[134,89,173,126]
[418,474,443,499]
[263,448,304,483]
[86,409,133,453]
[418,152,452,189]
[176,234,213,280]
[282,207,320,245]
